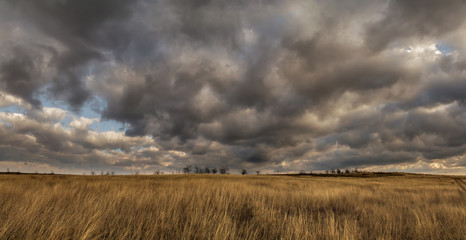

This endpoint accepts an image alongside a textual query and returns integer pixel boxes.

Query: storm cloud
[1,0,466,174]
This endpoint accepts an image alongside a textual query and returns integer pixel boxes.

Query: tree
[204,167,211,174]
[211,168,217,174]
[241,169,247,175]
[336,169,341,174]
[219,166,229,174]
[91,171,95,175]
[183,165,192,174]
[256,170,260,175]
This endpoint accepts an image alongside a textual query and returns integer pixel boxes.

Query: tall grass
[0,174,464,239]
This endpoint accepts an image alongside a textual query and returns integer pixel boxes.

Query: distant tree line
[182,165,232,174]
[1,168,56,175]
[3,167,367,176]
[324,168,360,174]
[89,171,116,175]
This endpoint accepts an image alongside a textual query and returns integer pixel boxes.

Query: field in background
[0,173,465,240]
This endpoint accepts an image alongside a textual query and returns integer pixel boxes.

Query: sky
[1,0,466,175]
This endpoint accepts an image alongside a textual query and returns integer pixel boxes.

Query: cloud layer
[1,0,466,174]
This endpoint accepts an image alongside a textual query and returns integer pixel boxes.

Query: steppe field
[0,173,465,240]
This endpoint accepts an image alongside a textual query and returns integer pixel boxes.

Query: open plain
[0,173,465,240]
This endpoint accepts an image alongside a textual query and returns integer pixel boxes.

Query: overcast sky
[1,0,466,174]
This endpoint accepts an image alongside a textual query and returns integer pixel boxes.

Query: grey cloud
[0,47,44,107]
[1,0,466,173]
[416,80,466,107]
[366,0,466,52]
[72,0,466,171]
[0,110,166,170]
[1,0,137,111]
[310,149,419,170]
[386,77,466,111]
[402,107,466,148]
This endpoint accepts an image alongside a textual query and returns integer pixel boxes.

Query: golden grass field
[0,173,465,240]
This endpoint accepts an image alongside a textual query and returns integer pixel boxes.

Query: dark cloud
[366,0,466,52]
[1,0,466,173]
[310,149,419,170]
[1,0,137,111]
[0,47,42,107]
[416,81,466,107]
[0,109,163,171]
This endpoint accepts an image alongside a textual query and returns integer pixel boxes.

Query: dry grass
[0,173,465,240]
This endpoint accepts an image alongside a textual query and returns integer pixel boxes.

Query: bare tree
[183,165,192,174]
[219,166,229,174]
[241,169,247,175]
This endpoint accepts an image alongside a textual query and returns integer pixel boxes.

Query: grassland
[0,173,465,240]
